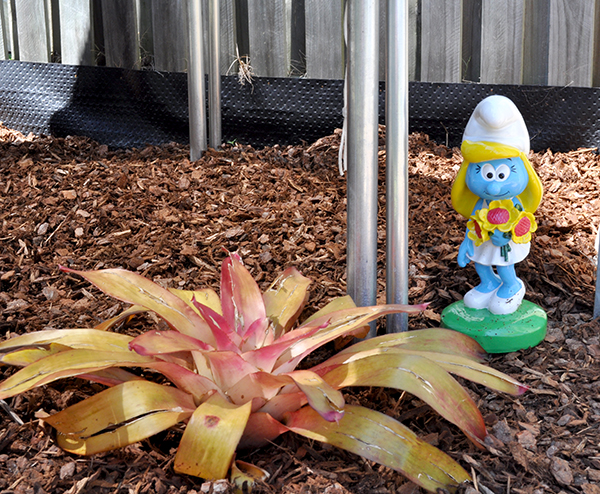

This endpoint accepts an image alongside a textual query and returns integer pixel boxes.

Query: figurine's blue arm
[457,199,483,267]
[458,236,473,267]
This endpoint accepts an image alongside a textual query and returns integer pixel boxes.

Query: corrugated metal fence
[1,0,600,87]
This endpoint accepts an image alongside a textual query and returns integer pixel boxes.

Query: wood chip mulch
[1,123,599,494]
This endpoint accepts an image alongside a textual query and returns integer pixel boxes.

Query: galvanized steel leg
[385,0,410,332]
[188,0,207,161]
[208,0,222,149]
[346,0,380,338]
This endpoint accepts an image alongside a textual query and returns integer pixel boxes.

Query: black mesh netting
[0,59,599,152]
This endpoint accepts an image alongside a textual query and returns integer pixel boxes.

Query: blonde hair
[451,140,543,219]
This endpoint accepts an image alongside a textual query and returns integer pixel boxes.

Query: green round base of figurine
[440,300,547,353]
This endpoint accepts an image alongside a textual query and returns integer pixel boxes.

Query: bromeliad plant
[0,253,527,493]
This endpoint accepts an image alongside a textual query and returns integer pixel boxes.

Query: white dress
[467,239,530,266]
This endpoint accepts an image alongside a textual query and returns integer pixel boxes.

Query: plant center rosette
[467,199,537,246]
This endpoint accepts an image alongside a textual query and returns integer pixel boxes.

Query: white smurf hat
[462,95,530,155]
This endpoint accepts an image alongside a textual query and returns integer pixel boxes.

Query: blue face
[465,156,528,200]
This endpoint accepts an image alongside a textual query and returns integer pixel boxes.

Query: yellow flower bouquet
[467,200,537,246]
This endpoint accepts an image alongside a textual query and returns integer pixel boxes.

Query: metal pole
[346,0,380,338]
[188,0,207,161]
[208,0,222,148]
[386,0,409,332]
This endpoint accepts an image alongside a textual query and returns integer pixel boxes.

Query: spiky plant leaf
[169,287,222,315]
[320,353,487,444]
[255,391,306,422]
[273,303,428,374]
[129,330,211,355]
[285,405,471,493]
[0,349,155,399]
[240,323,322,372]
[315,340,526,396]
[0,328,133,353]
[220,253,268,340]
[421,350,528,395]
[303,294,370,345]
[0,347,216,401]
[60,267,214,343]
[94,305,148,331]
[263,267,311,338]
[191,302,243,351]
[286,369,345,422]
[202,351,259,391]
[372,348,527,395]
[1,343,72,366]
[175,393,252,480]
[302,294,357,324]
[336,327,487,361]
[57,410,190,456]
[225,371,289,406]
[77,368,143,387]
[238,412,289,449]
[46,380,195,455]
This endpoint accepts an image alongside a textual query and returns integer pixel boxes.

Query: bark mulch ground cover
[1,123,599,493]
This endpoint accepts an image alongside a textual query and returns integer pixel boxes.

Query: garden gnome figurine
[441,95,547,353]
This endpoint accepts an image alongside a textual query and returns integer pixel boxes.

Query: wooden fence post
[247,0,287,77]
[58,0,93,65]
[420,0,461,83]
[548,0,595,87]
[462,0,481,83]
[522,0,549,86]
[101,0,139,69]
[151,0,188,72]
[305,0,343,79]
[480,0,524,84]
[220,0,236,74]
[13,0,51,62]
[0,1,8,59]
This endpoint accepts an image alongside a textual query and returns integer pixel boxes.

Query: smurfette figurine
[441,95,547,353]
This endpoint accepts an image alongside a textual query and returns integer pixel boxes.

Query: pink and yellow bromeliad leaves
[0,253,528,493]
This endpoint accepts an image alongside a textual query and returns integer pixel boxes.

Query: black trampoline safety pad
[0,60,599,153]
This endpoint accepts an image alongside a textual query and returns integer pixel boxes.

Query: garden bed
[0,124,599,493]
